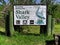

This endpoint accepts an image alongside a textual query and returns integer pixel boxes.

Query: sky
[35,0,41,4]
[4,0,9,4]
[57,0,60,2]
[4,0,41,4]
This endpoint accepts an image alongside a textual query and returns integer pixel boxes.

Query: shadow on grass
[45,40,55,45]
[0,31,5,35]
[20,32,41,36]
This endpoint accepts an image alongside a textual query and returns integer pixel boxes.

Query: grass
[22,26,40,34]
[53,24,60,34]
[0,27,5,32]
[0,24,60,45]
[0,32,54,45]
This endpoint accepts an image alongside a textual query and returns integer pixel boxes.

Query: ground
[0,24,60,45]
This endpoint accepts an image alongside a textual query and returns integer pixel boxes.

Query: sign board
[14,5,46,25]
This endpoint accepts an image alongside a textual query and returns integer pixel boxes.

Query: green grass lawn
[0,24,60,45]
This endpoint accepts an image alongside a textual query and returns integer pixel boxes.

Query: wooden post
[10,12,14,35]
[51,18,55,34]
[40,0,48,35]
[47,15,52,35]
[14,25,21,32]
[40,25,47,34]
[5,11,11,36]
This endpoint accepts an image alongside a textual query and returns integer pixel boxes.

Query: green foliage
[0,5,4,11]
[48,0,60,18]
[0,23,60,45]
[53,24,60,34]
[41,0,46,4]
[0,0,6,5]
[41,0,60,18]
[0,24,59,45]
[54,4,60,18]
[22,26,40,34]
[0,30,54,45]
[9,0,33,4]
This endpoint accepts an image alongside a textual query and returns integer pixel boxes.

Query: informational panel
[14,5,46,25]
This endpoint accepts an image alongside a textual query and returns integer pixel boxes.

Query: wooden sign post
[5,11,11,36]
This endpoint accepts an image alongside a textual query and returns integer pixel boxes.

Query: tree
[8,0,34,33]
[40,0,57,18]
[40,0,57,35]
[41,0,46,4]
[0,0,6,5]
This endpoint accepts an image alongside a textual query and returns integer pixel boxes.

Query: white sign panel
[14,5,46,25]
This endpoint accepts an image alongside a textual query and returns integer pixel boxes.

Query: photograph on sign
[14,5,46,25]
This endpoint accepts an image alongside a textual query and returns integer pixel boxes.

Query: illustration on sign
[36,7,45,24]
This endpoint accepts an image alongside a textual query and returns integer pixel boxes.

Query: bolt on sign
[14,5,46,25]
